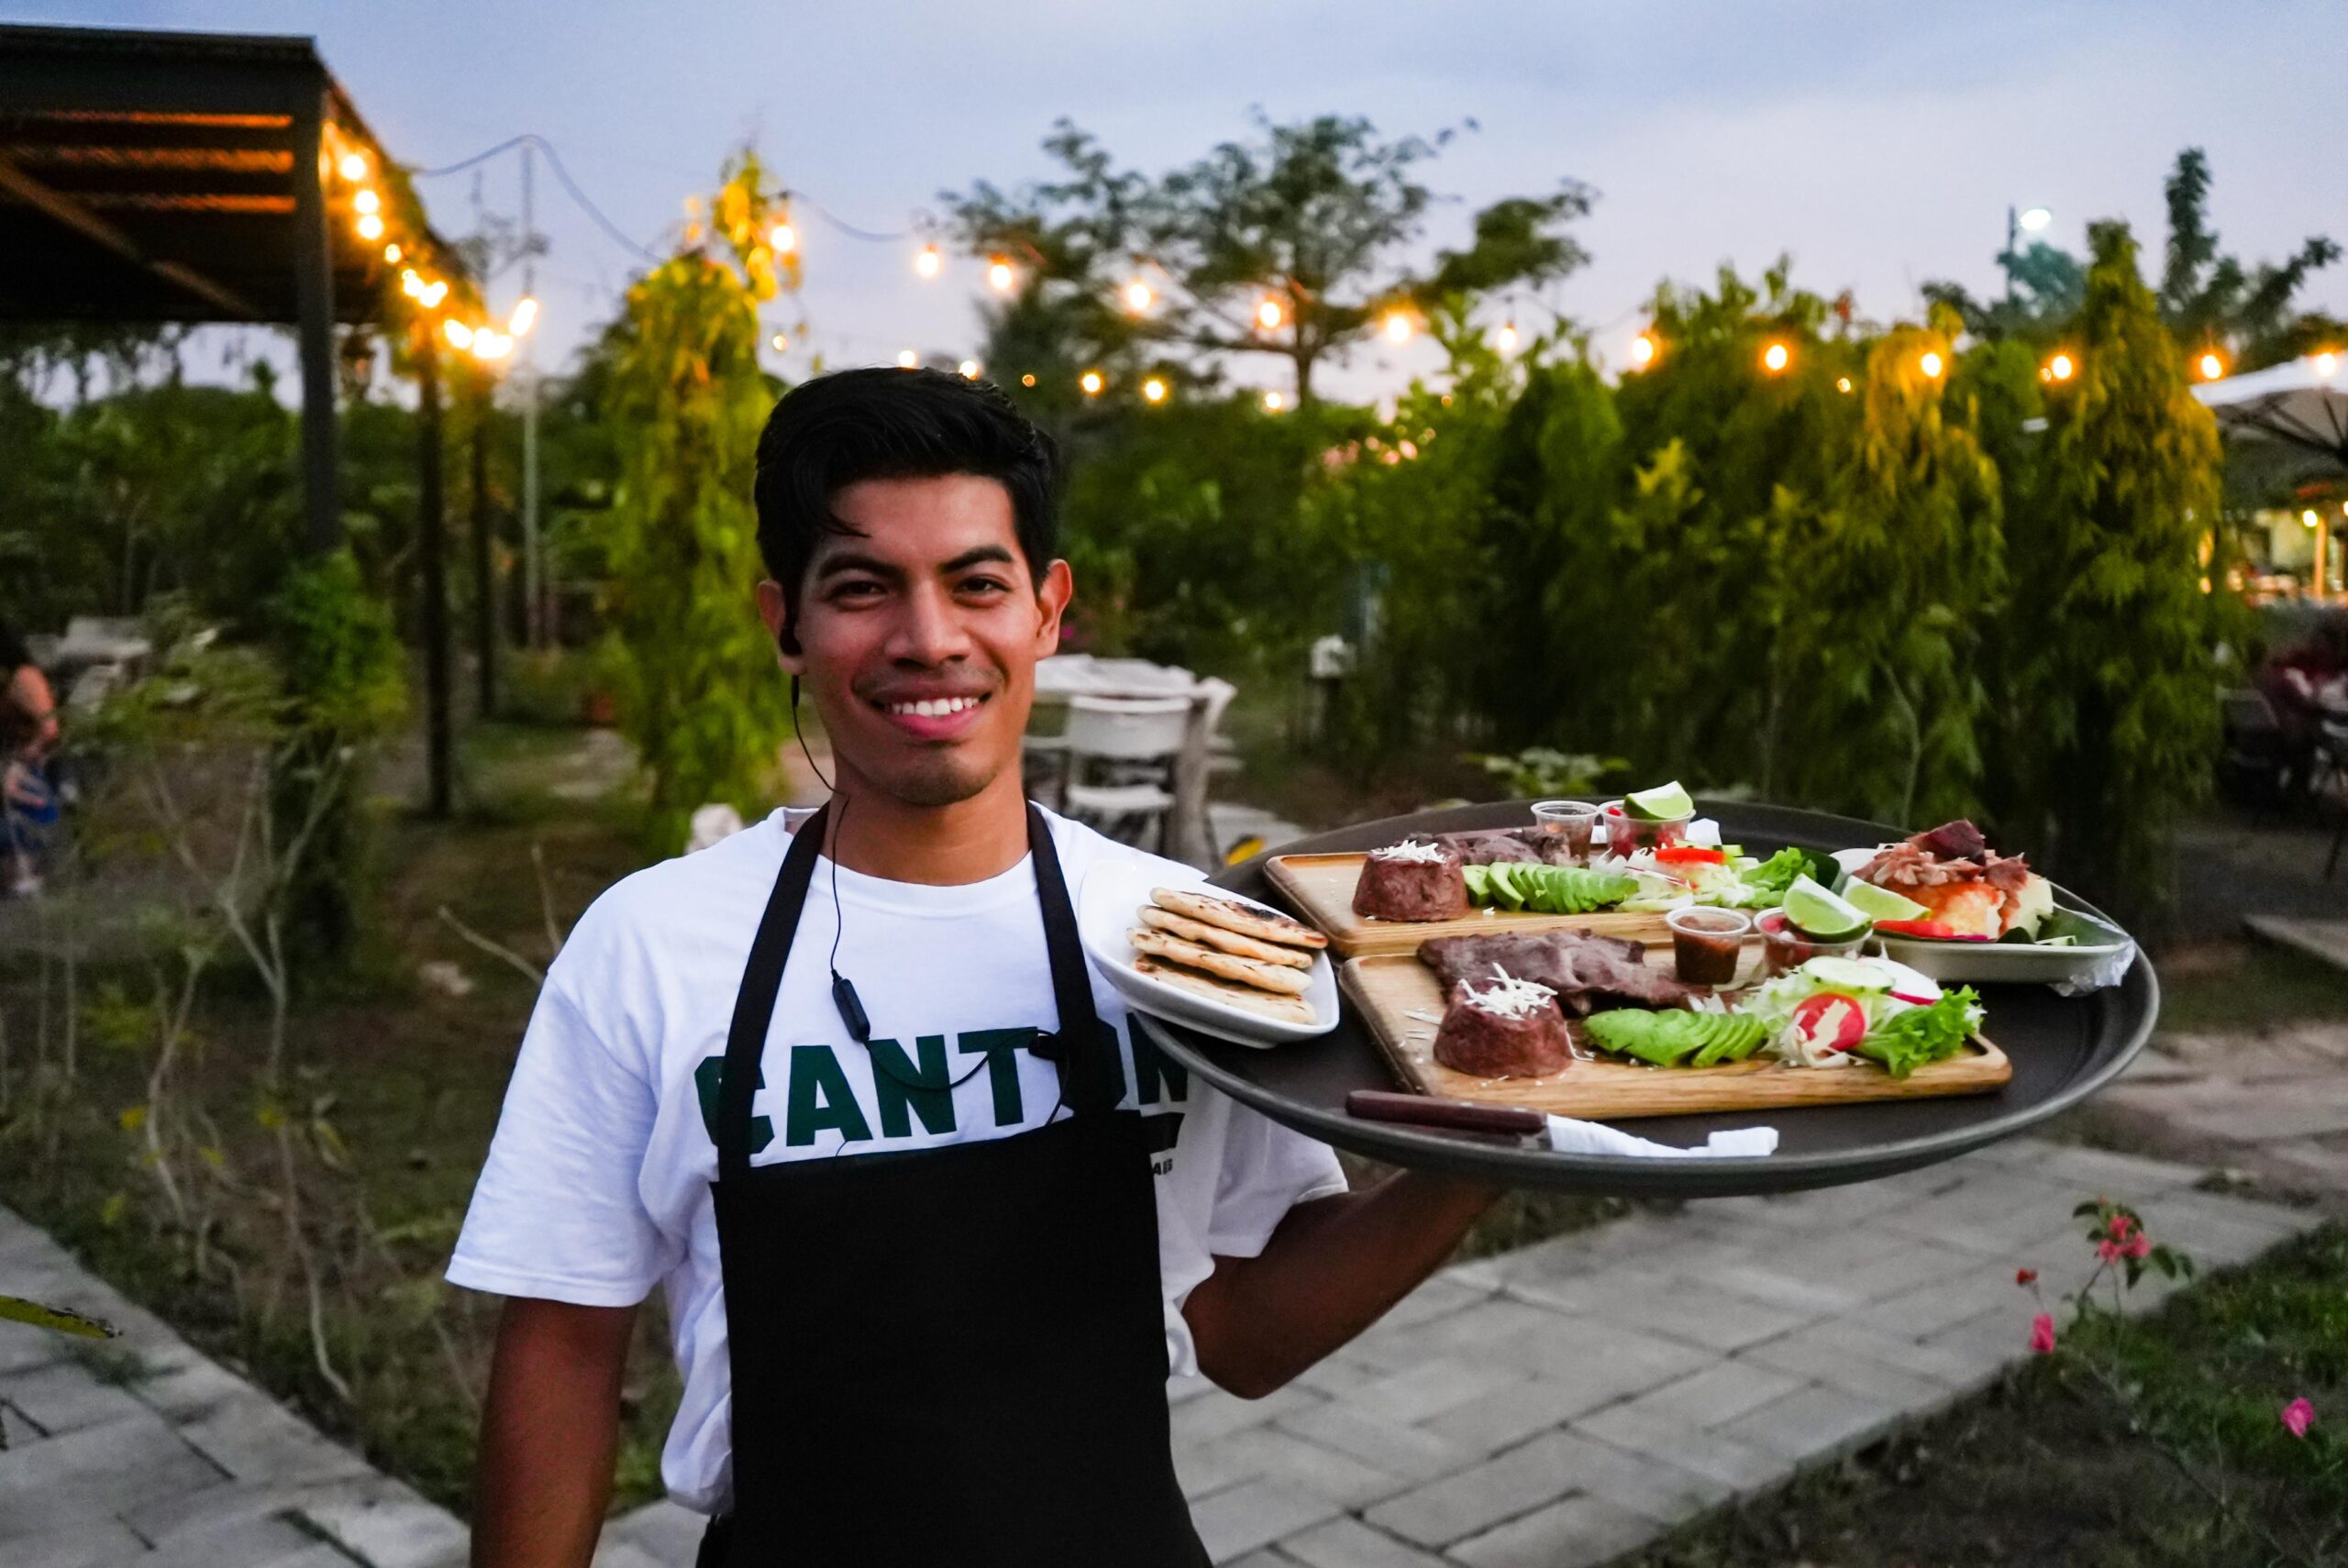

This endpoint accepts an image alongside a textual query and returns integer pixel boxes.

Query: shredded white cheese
[1460,965,1556,1021]
[1370,839,1450,864]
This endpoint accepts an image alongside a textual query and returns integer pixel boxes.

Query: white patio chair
[1060,694,1190,851]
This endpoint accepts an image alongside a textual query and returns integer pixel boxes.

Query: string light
[400,268,423,297]
[2316,350,2339,378]
[958,359,982,380]
[1264,391,1286,413]
[896,348,919,369]
[1381,311,1413,344]
[356,214,384,241]
[510,297,538,336]
[1629,332,1658,370]
[1256,297,1284,331]
[443,319,474,349]
[353,189,381,215]
[987,258,1015,293]
[1123,279,1154,313]
[1021,373,1036,387]
[472,330,513,362]
[382,242,402,264]
[2304,510,2320,528]
[914,243,942,279]
[1920,350,1944,379]
[420,281,447,307]
[338,151,368,182]
[1835,376,1853,393]
[1761,341,1790,373]
[768,222,796,254]
[1080,370,1104,396]
[1142,377,1168,403]
[2197,350,2225,381]
[770,333,789,351]
[1495,322,1519,354]
[2043,352,2076,382]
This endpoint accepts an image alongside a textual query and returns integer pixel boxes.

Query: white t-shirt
[446,805,1346,1515]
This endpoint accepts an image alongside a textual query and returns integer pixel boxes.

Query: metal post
[417,326,453,818]
[291,87,339,551]
[520,138,543,647]
[471,373,497,721]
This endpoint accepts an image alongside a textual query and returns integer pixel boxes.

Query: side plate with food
[1080,860,1340,1049]
[1830,821,2133,987]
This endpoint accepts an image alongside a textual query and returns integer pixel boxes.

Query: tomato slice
[1877,918,1994,942]
[1789,992,1867,1053]
[1654,845,1727,866]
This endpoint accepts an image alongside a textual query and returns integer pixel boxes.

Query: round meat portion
[1353,843,1470,922]
[1433,981,1573,1078]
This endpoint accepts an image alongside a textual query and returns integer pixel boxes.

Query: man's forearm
[472,1299,637,1568]
[1182,1171,1501,1398]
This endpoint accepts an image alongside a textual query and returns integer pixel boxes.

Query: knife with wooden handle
[1345,1090,1546,1141]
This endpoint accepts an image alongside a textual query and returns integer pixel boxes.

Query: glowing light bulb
[768,222,796,254]
[510,297,537,336]
[1495,322,1519,353]
[2316,351,2340,378]
[1142,377,1168,403]
[382,242,402,263]
[2047,352,2075,381]
[474,331,513,362]
[914,244,942,279]
[896,348,919,369]
[1080,370,1104,395]
[1920,350,1944,379]
[2198,351,2224,381]
[1629,332,1657,369]
[2018,205,2052,232]
[987,259,1014,293]
[1264,391,1286,413]
[958,359,981,380]
[1256,297,1284,331]
[2304,510,2320,528]
[1382,312,1413,344]
[443,319,474,350]
[1836,376,1853,393]
[353,189,381,215]
[1762,341,1790,373]
[1124,280,1153,313]
[356,214,384,241]
[1020,373,1036,388]
[420,281,448,308]
[338,151,368,182]
[400,269,424,298]
[770,333,789,351]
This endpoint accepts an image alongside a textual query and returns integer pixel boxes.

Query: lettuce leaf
[1854,988,1983,1079]
[1737,846,1811,904]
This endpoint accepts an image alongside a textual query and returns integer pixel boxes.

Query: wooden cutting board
[1266,852,1669,958]
[1341,954,2011,1120]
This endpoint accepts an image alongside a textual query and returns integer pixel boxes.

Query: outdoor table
[1134,800,2160,1199]
[1034,655,1219,866]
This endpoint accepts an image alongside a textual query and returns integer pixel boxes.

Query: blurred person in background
[1,616,60,897]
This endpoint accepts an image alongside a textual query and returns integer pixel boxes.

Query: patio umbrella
[2195,351,2348,598]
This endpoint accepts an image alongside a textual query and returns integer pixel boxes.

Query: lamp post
[2004,204,2052,308]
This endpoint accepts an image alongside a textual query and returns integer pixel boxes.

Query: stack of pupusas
[1130,888,1327,1025]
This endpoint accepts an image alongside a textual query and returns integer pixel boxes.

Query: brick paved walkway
[4,1138,2317,1568]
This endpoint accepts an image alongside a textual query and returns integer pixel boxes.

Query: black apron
[700,801,1208,1567]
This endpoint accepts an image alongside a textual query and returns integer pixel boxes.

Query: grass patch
[1629,1224,2348,1568]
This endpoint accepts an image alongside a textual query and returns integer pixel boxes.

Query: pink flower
[2123,1231,2152,1260]
[2098,1239,2123,1263]
[2282,1397,2315,1439]
[2015,1267,2038,1286]
[2030,1313,2056,1354]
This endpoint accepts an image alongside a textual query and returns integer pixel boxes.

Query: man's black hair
[752,367,1062,620]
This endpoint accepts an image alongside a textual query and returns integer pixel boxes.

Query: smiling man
[450,368,1502,1567]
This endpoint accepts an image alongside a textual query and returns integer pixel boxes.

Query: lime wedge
[1841,878,1929,923]
[1783,874,1869,939]
[1802,955,1892,991]
[1624,780,1694,822]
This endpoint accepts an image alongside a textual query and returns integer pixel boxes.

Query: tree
[947,113,1592,404]
[2005,222,2221,915]
[593,153,794,852]
[1777,311,2005,825]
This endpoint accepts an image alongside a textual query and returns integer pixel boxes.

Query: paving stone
[1177,1437,1256,1503]
[1568,1405,1785,1494]
[137,1511,331,1568]
[1275,1515,1454,1568]
[2021,1143,2206,1197]
[589,1539,670,1568]
[1273,1401,1483,1485]
[174,1395,373,1486]
[1567,1275,1814,1353]
[0,1412,226,1543]
[1423,1369,1653,1453]
[1190,1477,1343,1564]
[1170,1382,1324,1447]
[0,1322,73,1376]
[1364,1430,1593,1549]
[1915,1309,2036,1394]
[1211,1425,1412,1508]
[1377,1272,1497,1329]
[1693,1259,1868,1315]
[3,1397,47,1444]
[134,1356,256,1423]
[1600,1359,1808,1431]
[1714,1382,1905,1463]
[124,1478,307,1546]
[1,1357,150,1436]
[1447,1491,1661,1568]
[297,1474,473,1568]
[1844,1270,2021,1342]
[1734,1335,1955,1410]
[0,1517,150,1568]
[1343,1356,1523,1425]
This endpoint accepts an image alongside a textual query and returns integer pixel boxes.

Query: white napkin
[1544,1115,1778,1159]
[2052,939,2137,998]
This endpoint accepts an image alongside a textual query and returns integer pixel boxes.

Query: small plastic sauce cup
[1600,800,1692,858]
[1666,907,1752,986]
[1530,800,1600,860]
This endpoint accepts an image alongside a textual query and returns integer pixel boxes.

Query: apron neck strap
[715,800,1116,1181]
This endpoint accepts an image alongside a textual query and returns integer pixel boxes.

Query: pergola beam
[0,145,260,318]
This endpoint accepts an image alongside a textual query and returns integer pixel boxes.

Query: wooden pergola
[0,22,474,812]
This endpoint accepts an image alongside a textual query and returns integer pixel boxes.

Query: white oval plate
[1079,859,1339,1050]
[1829,846,2132,986]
